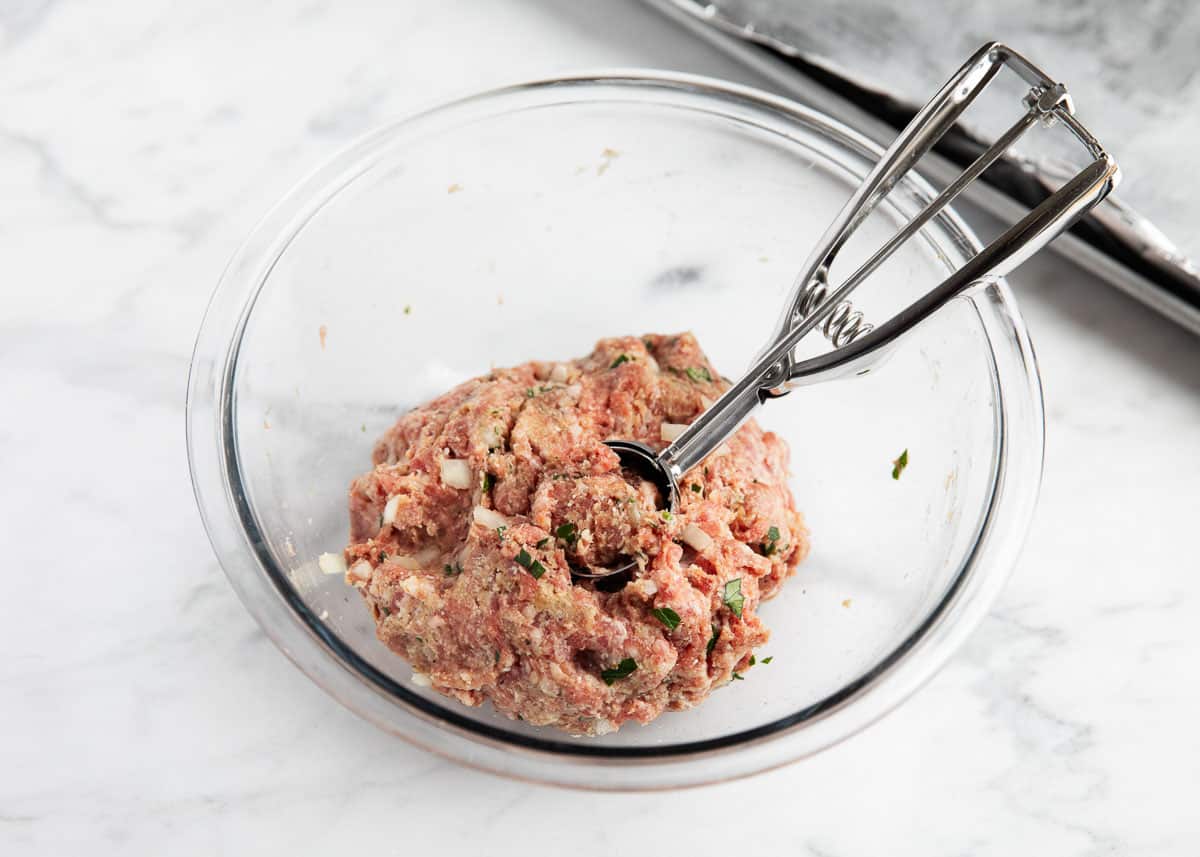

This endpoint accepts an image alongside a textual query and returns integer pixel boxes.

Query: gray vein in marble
[0,127,142,231]
[0,0,59,46]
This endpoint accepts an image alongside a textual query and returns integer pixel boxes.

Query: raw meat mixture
[341,332,808,736]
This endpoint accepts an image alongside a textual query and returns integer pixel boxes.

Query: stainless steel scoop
[580,43,1119,580]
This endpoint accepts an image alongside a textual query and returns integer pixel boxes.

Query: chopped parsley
[610,354,631,369]
[761,656,773,664]
[482,472,495,492]
[443,562,463,576]
[684,366,712,383]
[600,657,637,685]
[514,548,545,579]
[525,388,536,398]
[554,521,578,545]
[731,672,744,681]
[403,304,412,315]
[660,509,673,522]
[651,606,681,630]
[690,483,702,493]
[722,578,745,618]
[749,655,756,666]
[762,525,781,557]
[706,624,720,655]
[496,525,507,538]
[892,448,909,480]
[378,551,388,561]
[536,537,550,548]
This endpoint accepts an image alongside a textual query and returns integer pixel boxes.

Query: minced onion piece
[411,672,433,687]
[394,547,440,570]
[549,363,568,383]
[660,421,688,442]
[473,505,508,530]
[440,458,472,490]
[382,494,401,526]
[318,552,347,576]
[680,523,713,552]
[348,559,372,581]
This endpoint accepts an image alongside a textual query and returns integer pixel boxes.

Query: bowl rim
[186,69,1045,789]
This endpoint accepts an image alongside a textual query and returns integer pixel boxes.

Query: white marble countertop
[3,1,1198,854]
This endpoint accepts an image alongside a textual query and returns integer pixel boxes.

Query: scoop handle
[661,152,1117,481]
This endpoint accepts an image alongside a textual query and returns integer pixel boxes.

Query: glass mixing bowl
[187,73,1043,789]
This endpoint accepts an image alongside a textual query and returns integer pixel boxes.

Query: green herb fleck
[749,655,756,667]
[361,424,367,433]
[514,548,546,579]
[378,551,388,562]
[731,672,744,681]
[610,354,631,369]
[660,509,673,522]
[722,578,745,618]
[481,472,494,492]
[443,562,463,576]
[526,388,536,398]
[707,624,720,655]
[651,606,681,630]
[892,448,909,480]
[690,483,702,493]
[555,521,578,545]
[496,525,507,537]
[762,525,782,556]
[403,304,412,315]
[600,657,637,685]
[761,656,773,664]
[685,366,712,383]
[536,537,550,548]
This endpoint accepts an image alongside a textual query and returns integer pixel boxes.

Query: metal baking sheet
[645,0,1200,334]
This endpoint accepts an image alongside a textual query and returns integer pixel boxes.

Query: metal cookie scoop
[580,43,1119,580]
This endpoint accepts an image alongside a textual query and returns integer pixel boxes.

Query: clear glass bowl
[187,73,1043,789]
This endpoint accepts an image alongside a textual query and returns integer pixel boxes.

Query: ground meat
[342,332,809,735]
